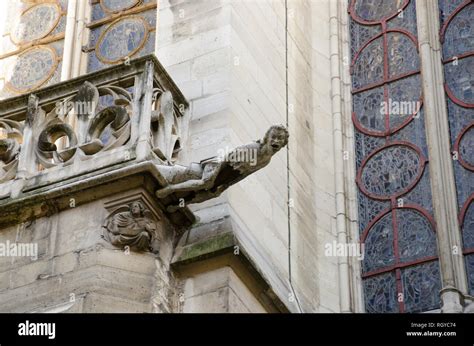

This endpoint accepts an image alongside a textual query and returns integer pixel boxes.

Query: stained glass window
[349,0,441,312]
[439,0,474,296]
[85,0,157,72]
[0,0,68,99]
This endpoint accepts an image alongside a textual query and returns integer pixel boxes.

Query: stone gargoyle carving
[102,201,160,253]
[155,125,289,212]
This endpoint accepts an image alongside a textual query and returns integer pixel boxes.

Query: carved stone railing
[0,55,188,202]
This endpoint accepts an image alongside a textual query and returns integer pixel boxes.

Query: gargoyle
[156,125,289,212]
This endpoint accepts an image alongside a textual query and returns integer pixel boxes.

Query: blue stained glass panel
[459,126,474,167]
[439,0,474,297]
[444,56,474,105]
[363,272,399,313]
[7,47,56,92]
[401,261,441,312]
[351,0,440,313]
[387,0,417,36]
[97,17,147,63]
[357,190,390,233]
[463,202,474,249]
[392,108,428,157]
[387,32,420,78]
[101,0,139,12]
[446,98,473,147]
[353,87,386,133]
[387,75,422,129]
[350,20,381,60]
[352,37,384,89]
[355,129,385,170]
[465,255,474,296]
[401,168,433,213]
[397,209,437,263]
[88,6,156,73]
[442,3,474,59]
[439,0,466,23]
[363,213,395,273]
[360,145,422,198]
[12,3,60,43]
[354,0,405,22]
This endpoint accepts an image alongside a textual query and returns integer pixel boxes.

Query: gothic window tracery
[349,0,441,312]
[0,0,68,98]
[85,0,157,72]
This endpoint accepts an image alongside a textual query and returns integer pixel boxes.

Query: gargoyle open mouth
[271,144,280,150]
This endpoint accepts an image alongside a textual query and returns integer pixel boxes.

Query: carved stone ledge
[0,55,189,200]
[0,161,196,231]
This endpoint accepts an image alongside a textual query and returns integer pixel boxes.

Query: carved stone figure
[150,90,182,163]
[103,201,159,253]
[0,119,23,183]
[156,125,289,212]
[0,138,19,164]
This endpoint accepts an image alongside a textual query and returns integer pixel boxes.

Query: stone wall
[0,188,174,313]
[180,266,266,313]
[157,0,341,312]
[0,0,344,313]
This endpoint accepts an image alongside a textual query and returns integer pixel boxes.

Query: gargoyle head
[262,125,289,154]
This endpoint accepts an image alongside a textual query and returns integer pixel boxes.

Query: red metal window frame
[349,0,439,313]
[350,1,422,138]
[440,0,474,110]
[359,205,437,313]
[440,0,474,259]
[356,141,428,201]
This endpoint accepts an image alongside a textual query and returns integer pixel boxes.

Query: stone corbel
[102,196,163,254]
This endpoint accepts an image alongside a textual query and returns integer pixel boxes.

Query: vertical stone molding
[415,0,467,312]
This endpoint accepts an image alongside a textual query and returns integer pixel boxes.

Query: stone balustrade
[0,55,195,228]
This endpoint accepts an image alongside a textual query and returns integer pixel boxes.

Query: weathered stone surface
[180,266,265,313]
[102,201,160,253]
[157,0,338,313]
[155,125,289,212]
[0,54,286,314]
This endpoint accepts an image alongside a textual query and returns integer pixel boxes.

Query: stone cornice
[0,160,196,229]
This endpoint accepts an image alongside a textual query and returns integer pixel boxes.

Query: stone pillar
[415,0,467,312]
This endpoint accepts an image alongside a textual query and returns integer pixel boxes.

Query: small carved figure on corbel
[156,125,289,212]
[102,201,160,253]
